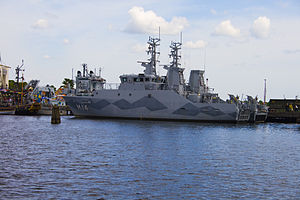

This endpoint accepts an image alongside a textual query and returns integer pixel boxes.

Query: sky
[0,0,299,100]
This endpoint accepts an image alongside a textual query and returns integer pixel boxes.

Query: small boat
[14,102,41,115]
[255,104,268,122]
[0,106,15,115]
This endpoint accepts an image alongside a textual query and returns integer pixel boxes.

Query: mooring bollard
[51,105,61,124]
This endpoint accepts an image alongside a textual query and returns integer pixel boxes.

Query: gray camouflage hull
[64,90,239,122]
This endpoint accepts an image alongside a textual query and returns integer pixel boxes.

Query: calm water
[1,115,300,199]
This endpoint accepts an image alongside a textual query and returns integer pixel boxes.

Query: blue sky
[0,0,299,100]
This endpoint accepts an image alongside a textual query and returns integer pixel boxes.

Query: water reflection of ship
[63,36,265,123]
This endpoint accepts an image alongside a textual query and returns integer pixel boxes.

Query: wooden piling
[51,105,61,124]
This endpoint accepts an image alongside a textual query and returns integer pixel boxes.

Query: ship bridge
[119,73,166,90]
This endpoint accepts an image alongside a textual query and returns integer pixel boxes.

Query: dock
[266,99,300,123]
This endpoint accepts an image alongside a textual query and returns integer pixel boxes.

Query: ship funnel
[188,70,205,93]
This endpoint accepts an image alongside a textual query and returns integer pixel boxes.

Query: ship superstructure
[64,36,242,122]
[76,63,106,95]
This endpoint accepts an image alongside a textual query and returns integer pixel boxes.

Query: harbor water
[1,115,300,199]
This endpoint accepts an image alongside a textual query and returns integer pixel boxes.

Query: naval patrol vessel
[63,36,242,122]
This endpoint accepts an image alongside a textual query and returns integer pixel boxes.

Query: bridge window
[134,78,143,82]
[121,77,128,82]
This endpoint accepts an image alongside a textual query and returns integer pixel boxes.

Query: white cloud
[213,20,240,37]
[185,40,206,49]
[43,55,50,59]
[32,19,49,29]
[125,6,188,35]
[210,9,217,15]
[251,16,270,39]
[284,49,300,54]
[63,38,70,44]
[108,24,113,31]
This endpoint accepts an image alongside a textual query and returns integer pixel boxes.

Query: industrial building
[0,64,10,89]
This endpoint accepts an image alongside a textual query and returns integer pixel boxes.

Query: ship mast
[163,38,185,94]
[15,59,25,91]
[138,35,160,76]
[169,41,182,68]
[82,63,88,77]
[264,78,267,104]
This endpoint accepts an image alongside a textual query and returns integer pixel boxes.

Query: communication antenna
[158,27,161,62]
[180,32,183,64]
[264,78,267,104]
[158,26,161,41]
[204,47,207,72]
[72,68,74,81]
[180,32,183,45]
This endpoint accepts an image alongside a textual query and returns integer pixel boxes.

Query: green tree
[8,80,16,90]
[49,85,56,91]
[8,80,27,91]
[46,84,57,92]
[61,78,74,89]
